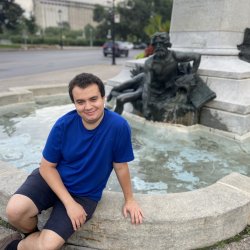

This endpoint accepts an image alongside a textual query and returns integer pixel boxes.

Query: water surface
[0,104,249,194]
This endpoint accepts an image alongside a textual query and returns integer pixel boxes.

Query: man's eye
[76,101,84,104]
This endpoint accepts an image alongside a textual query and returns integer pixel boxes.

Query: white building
[33,0,112,30]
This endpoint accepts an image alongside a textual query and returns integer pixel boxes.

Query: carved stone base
[161,110,199,126]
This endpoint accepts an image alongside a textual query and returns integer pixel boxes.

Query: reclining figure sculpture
[107,32,216,125]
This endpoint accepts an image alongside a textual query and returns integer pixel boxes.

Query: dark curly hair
[68,73,105,103]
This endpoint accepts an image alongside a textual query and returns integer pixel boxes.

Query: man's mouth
[84,110,96,116]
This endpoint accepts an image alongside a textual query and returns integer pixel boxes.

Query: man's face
[72,84,105,129]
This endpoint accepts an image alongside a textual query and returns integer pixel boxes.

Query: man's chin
[84,117,98,124]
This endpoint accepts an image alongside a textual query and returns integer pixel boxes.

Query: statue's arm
[107,73,144,102]
[111,78,137,92]
[174,51,201,73]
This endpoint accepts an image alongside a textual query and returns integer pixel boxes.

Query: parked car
[103,41,129,57]
[122,41,134,50]
[133,42,147,49]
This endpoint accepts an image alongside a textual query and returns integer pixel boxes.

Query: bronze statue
[107,32,216,125]
[238,28,250,63]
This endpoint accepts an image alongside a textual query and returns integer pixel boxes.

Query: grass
[196,225,250,249]
[0,44,22,49]
[0,217,16,231]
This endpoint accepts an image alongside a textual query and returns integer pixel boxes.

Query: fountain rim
[0,160,250,249]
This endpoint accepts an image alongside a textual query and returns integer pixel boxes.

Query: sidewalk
[0,64,123,93]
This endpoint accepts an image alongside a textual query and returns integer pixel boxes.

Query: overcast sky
[15,0,33,16]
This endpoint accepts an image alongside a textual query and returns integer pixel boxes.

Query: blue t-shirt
[42,108,134,201]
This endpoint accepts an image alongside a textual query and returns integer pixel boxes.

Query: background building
[33,0,112,31]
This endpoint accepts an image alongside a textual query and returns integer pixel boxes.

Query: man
[2,73,143,250]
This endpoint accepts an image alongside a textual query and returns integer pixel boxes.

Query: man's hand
[123,199,144,224]
[65,201,87,231]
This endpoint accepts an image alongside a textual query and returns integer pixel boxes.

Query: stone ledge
[0,84,70,116]
[1,161,250,249]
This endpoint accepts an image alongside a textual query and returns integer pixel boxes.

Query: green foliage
[0,43,21,49]
[84,24,95,41]
[93,0,173,43]
[0,0,173,47]
[153,0,173,22]
[197,225,250,250]
[1,32,105,47]
[23,15,38,35]
[0,0,24,33]
[93,4,106,23]
[144,14,170,37]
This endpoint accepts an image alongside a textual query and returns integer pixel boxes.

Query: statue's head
[151,32,172,48]
[151,32,172,58]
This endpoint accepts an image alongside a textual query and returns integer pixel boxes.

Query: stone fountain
[108,0,250,137]
[107,31,216,126]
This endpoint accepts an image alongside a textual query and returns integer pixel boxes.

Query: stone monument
[170,0,250,136]
[107,0,250,136]
[108,32,216,125]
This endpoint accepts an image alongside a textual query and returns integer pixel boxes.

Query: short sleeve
[42,121,63,163]
[113,120,134,163]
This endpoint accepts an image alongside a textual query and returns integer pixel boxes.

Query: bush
[1,33,105,47]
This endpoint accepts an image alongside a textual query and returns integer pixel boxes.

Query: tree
[0,0,24,33]
[84,24,95,45]
[153,0,173,22]
[93,4,115,40]
[23,15,38,35]
[93,0,173,42]
[117,0,152,42]
[144,14,170,37]
[93,4,106,23]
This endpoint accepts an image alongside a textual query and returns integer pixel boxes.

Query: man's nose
[84,101,92,109]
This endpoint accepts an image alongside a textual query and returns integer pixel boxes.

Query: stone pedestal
[170,0,250,55]
[169,0,250,136]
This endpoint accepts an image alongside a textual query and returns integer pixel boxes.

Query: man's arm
[39,157,87,231]
[113,162,144,224]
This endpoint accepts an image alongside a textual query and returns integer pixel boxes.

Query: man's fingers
[71,215,86,231]
[130,210,144,225]
[123,207,128,218]
[71,219,77,231]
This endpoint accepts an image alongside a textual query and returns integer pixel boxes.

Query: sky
[15,0,33,17]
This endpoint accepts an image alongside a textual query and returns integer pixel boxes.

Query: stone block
[170,0,250,53]
[200,107,250,135]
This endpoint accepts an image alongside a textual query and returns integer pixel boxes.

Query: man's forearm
[114,163,134,201]
[39,158,75,206]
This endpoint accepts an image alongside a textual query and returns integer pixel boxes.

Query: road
[0,47,143,92]
[0,47,141,80]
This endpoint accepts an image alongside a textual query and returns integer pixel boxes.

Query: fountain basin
[0,85,250,249]
[0,161,250,249]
